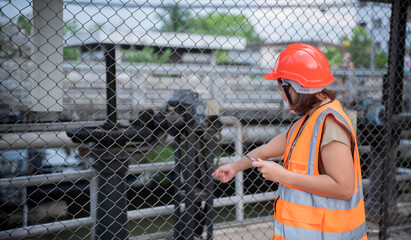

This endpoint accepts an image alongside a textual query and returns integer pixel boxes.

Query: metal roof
[358,0,411,6]
[65,29,246,51]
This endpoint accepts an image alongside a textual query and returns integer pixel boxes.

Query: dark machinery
[162,90,221,240]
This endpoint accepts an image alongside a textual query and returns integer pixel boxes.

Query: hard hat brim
[264,71,334,88]
[264,72,278,80]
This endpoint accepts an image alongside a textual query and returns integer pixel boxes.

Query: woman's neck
[308,98,331,116]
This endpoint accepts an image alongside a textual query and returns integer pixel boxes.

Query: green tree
[123,46,172,64]
[63,47,80,61]
[374,49,388,69]
[215,50,233,65]
[346,27,371,68]
[188,12,260,42]
[158,5,260,43]
[63,20,81,61]
[0,12,6,30]
[17,14,31,35]
[346,26,388,69]
[324,46,343,69]
[88,22,105,33]
[159,4,192,32]
[64,19,80,36]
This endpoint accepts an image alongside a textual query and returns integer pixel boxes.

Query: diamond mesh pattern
[0,1,410,239]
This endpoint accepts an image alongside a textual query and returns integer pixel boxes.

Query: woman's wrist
[232,156,252,173]
[283,169,297,185]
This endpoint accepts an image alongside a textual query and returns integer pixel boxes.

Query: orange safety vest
[273,99,367,240]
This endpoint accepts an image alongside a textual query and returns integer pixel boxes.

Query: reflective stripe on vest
[274,100,367,240]
[274,220,367,240]
[277,183,363,210]
[307,108,352,175]
[286,117,304,146]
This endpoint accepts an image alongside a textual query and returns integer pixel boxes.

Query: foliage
[159,5,260,43]
[63,20,82,61]
[158,5,260,65]
[17,15,31,35]
[0,12,5,30]
[374,49,388,69]
[123,46,172,64]
[325,26,388,69]
[145,145,174,163]
[324,47,343,69]
[188,12,260,43]
[215,50,234,65]
[346,27,372,68]
[64,19,103,34]
[63,47,80,61]
[64,20,80,36]
[5,14,81,37]
[159,4,192,33]
[88,22,105,33]
[0,13,32,34]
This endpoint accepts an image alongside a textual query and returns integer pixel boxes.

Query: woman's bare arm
[212,131,287,183]
[253,140,355,200]
[231,131,287,173]
[285,141,355,199]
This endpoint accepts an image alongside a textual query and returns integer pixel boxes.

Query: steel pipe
[0,131,77,150]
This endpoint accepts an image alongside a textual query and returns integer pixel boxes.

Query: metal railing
[0,116,281,239]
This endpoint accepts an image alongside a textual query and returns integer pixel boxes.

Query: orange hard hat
[264,43,334,88]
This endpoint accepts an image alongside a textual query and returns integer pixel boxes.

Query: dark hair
[290,89,336,115]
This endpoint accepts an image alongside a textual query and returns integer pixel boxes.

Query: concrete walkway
[213,221,273,240]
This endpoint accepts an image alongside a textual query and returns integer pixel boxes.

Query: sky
[0,0,397,46]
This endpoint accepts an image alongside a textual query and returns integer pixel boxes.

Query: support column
[91,146,130,240]
[379,0,407,239]
[31,0,64,112]
[105,44,117,128]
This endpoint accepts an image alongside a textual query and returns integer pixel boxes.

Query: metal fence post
[379,1,408,239]
[105,44,117,128]
[204,126,217,240]
[90,146,130,240]
[233,118,244,222]
[90,170,99,240]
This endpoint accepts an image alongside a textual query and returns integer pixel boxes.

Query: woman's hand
[211,164,237,183]
[252,158,287,183]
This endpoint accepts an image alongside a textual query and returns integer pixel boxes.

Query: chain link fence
[0,0,410,239]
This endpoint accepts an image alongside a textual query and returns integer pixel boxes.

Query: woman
[212,43,367,240]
